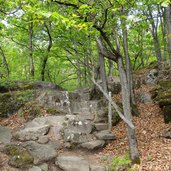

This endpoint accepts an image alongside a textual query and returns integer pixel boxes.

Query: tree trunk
[40,22,52,81]
[97,39,108,93]
[117,57,140,163]
[0,46,9,77]
[165,4,171,63]
[122,18,135,105]
[28,21,34,78]
[147,6,162,61]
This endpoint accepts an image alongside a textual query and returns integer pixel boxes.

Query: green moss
[18,100,42,121]
[163,105,171,123]
[0,90,35,117]
[4,145,33,168]
[46,107,66,115]
[109,154,131,171]
[158,80,171,89]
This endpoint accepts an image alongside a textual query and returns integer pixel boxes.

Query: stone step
[95,130,116,141]
[80,140,105,150]
[55,155,108,171]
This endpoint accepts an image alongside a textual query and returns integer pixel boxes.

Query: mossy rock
[4,145,33,168]
[0,90,36,117]
[158,80,171,89]
[163,105,171,123]
[45,107,67,115]
[18,100,43,121]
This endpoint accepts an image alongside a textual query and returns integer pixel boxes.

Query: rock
[95,123,108,131]
[28,166,42,171]
[95,130,116,140]
[63,129,95,144]
[162,129,171,139]
[163,105,171,123]
[39,163,48,171]
[14,125,50,141]
[90,165,106,171]
[38,136,49,144]
[56,155,90,171]
[22,141,57,164]
[67,120,93,134]
[136,92,152,103]
[0,126,12,144]
[25,116,65,141]
[0,90,36,117]
[37,90,71,114]
[146,69,158,84]
[4,144,33,168]
[80,140,105,150]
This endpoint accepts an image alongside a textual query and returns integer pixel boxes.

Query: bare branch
[92,77,135,129]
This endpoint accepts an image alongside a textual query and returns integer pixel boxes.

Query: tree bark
[165,4,171,63]
[28,21,34,78]
[117,57,140,163]
[41,22,52,81]
[121,17,135,105]
[0,46,9,77]
[97,38,108,93]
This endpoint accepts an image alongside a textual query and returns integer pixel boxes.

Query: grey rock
[64,129,95,143]
[28,166,42,171]
[38,136,49,144]
[67,120,93,134]
[39,163,48,171]
[56,155,90,171]
[95,130,116,140]
[162,129,171,139]
[90,165,106,171]
[95,123,108,131]
[136,92,152,103]
[26,116,65,128]
[80,140,105,150]
[146,69,158,84]
[0,126,12,144]
[14,125,50,141]
[37,90,71,114]
[22,141,57,164]
[25,116,65,141]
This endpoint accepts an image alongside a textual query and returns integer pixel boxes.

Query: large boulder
[3,144,34,168]
[22,141,58,164]
[152,80,171,123]
[14,125,50,141]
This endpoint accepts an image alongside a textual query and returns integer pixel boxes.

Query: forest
[0,0,171,171]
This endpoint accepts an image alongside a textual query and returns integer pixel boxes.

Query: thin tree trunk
[159,6,167,61]
[121,17,135,105]
[97,39,108,93]
[41,22,52,81]
[108,59,113,77]
[114,31,140,163]
[28,21,34,78]
[165,4,171,63]
[0,46,9,77]
[117,57,140,163]
[147,6,162,61]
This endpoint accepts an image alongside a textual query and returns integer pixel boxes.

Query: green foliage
[109,154,132,171]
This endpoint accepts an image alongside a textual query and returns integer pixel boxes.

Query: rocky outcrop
[152,79,171,123]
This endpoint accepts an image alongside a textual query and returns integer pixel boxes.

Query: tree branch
[92,77,135,129]
[51,0,78,9]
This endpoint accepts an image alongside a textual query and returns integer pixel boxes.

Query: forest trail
[0,84,171,171]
